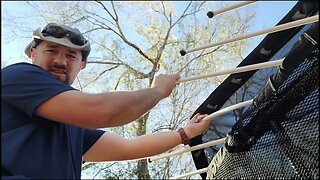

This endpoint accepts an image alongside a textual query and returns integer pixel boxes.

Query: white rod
[211,1,257,16]
[177,58,284,83]
[203,99,253,121]
[149,137,226,162]
[182,15,319,55]
[149,99,253,162]
[169,167,207,179]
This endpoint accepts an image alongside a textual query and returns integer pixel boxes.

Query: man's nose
[53,53,68,66]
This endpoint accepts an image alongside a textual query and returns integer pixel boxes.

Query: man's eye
[68,54,76,59]
[46,49,55,53]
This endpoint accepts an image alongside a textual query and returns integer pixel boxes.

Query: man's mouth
[50,67,66,74]
[49,68,67,77]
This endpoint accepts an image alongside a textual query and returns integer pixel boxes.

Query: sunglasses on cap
[41,24,87,46]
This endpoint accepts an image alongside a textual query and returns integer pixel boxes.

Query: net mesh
[207,48,319,179]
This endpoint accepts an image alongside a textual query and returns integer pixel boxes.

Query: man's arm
[35,74,180,129]
[82,114,210,162]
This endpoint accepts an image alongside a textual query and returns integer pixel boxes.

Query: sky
[1,1,298,68]
[245,1,298,51]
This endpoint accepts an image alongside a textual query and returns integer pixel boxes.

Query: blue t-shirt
[1,63,105,179]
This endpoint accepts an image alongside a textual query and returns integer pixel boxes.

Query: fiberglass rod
[177,58,284,84]
[180,15,319,56]
[169,167,207,179]
[207,1,258,18]
[148,138,226,163]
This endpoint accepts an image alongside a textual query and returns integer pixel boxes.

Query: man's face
[31,41,84,85]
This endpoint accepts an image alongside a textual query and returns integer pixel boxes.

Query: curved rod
[177,58,284,83]
[207,1,257,18]
[148,99,253,162]
[203,99,253,121]
[169,167,207,179]
[180,15,319,56]
[148,137,226,163]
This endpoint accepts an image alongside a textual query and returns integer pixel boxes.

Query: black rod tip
[179,50,186,56]
[207,11,214,18]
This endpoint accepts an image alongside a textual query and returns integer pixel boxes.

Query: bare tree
[2,1,255,179]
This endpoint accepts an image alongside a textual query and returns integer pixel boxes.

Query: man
[1,23,211,179]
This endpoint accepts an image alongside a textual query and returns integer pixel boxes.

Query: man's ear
[80,61,85,70]
[30,48,36,63]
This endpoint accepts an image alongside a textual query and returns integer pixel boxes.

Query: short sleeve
[83,129,105,154]
[1,63,76,117]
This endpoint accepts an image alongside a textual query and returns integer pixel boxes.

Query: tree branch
[87,61,123,65]
[106,1,155,64]
[82,65,120,89]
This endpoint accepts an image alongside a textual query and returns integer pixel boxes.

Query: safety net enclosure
[187,1,319,179]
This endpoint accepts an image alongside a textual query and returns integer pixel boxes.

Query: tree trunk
[137,160,151,179]
[136,113,151,179]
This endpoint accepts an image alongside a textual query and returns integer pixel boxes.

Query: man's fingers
[195,114,203,123]
[195,114,208,123]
